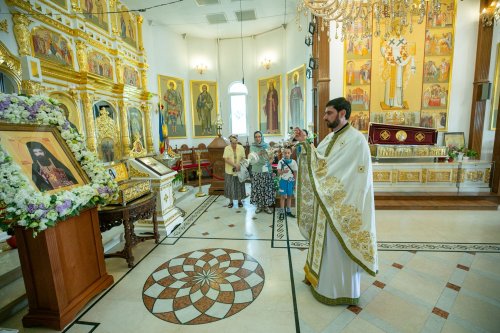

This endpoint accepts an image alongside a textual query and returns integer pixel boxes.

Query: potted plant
[464,148,478,160]
[447,145,459,162]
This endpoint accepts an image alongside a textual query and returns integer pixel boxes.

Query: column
[119,99,131,156]
[81,92,97,152]
[141,103,154,153]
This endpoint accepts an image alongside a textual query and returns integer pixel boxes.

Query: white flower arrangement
[0,93,118,235]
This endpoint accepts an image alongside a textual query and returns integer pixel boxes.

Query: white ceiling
[121,0,299,39]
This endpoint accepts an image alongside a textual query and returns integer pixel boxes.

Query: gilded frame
[0,123,89,193]
[490,43,500,131]
[286,64,307,131]
[258,74,282,136]
[158,75,187,138]
[190,80,218,138]
[443,131,465,149]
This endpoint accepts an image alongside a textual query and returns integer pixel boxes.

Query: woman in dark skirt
[223,135,246,208]
[250,131,275,214]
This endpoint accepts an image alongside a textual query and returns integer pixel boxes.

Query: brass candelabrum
[194,150,207,197]
[178,158,188,192]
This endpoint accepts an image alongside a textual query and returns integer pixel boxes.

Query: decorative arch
[93,100,121,162]
[0,41,21,92]
[49,91,82,132]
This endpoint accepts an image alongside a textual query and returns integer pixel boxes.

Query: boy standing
[277,147,298,220]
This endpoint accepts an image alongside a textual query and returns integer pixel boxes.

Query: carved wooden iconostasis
[4,0,153,162]
[343,0,456,133]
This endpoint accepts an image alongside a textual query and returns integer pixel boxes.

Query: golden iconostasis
[1,0,152,163]
[344,0,456,133]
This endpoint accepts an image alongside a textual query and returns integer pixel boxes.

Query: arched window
[228,81,248,135]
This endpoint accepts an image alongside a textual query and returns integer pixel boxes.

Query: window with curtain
[228,81,248,135]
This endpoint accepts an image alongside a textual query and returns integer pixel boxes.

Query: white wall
[448,0,479,147]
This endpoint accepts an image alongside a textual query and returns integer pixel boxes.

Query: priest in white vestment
[294,97,378,305]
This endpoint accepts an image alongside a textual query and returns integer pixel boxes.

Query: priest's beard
[35,155,51,166]
[326,117,340,129]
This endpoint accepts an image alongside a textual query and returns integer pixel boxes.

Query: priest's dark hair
[326,97,351,120]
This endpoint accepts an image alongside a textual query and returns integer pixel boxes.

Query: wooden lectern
[15,207,113,330]
[207,135,228,195]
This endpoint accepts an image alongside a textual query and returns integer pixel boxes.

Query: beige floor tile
[389,269,445,306]
[471,254,500,277]
[364,290,429,333]
[376,210,500,243]
[451,292,500,332]
[378,251,406,264]
[441,318,477,333]
[420,251,464,263]
[342,316,386,333]
[462,270,500,301]
[405,253,456,282]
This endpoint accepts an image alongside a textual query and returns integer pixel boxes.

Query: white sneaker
[264,207,273,214]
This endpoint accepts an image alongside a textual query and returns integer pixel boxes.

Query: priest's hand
[294,127,307,142]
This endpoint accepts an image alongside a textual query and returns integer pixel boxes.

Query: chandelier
[297,0,442,41]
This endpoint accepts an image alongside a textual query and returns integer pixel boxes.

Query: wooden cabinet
[15,207,113,330]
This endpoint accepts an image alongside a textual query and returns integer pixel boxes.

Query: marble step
[0,250,21,289]
[0,250,26,323]
[0,278,27,323]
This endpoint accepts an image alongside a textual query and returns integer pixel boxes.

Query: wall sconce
[304,35,313,46]
[261,58,272,70]
[195,63,207,75]
[306,68,312,79]
[308,57,318,70]
[308,22,316,35]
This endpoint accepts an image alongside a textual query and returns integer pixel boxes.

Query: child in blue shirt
[277,147,298,220]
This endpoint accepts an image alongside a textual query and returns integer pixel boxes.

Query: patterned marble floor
[1,188,500,333]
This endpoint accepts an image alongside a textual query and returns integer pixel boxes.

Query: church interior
[0,0,500,332]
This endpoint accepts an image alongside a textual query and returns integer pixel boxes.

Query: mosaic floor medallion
[142,248,265,324]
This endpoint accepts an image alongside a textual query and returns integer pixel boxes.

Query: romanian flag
[159,104,168,154]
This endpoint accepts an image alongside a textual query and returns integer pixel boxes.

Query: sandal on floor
[238,202,243,207]
[228,203,234,208]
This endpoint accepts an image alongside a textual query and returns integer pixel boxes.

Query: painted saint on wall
[124,66,140,88]
[88,51,113,80]
[32,27,73,67]
[81,0,109,32]
[286,65,306,130]
[258,75,281,135]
